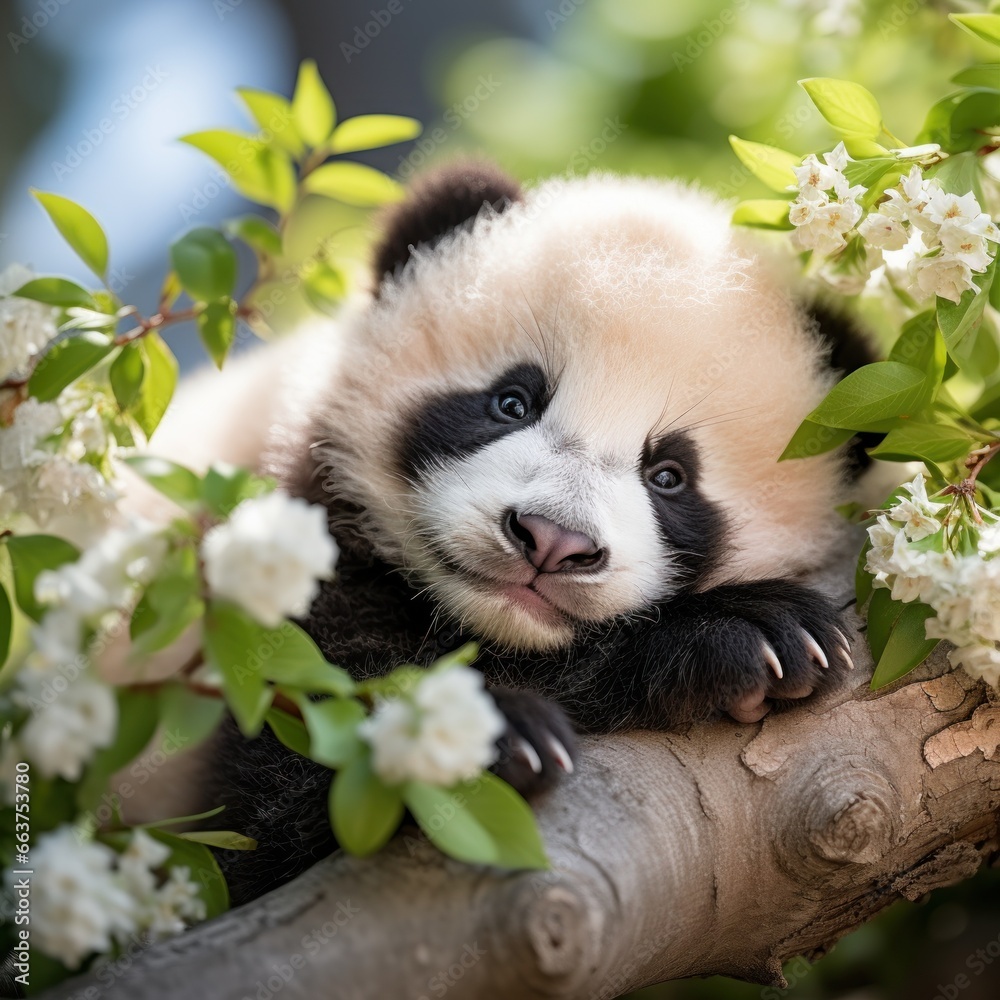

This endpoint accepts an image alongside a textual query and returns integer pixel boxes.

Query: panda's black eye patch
[642,429,728,586]
[400,363,549,478]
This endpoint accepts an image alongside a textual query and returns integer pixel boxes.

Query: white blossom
[12,827,137,969]
[865,474,1000,687]
[14,670,117,782]
[789,144,866,258]
[0,264,57,381]
[888,474,947,541]
[858,209,910,251]
[201,491,338,626]
[861,167,999,304]
[360,666,505,786]
[909,253,979,304]
[35,519,167,626]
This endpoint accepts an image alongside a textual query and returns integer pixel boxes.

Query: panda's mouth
[430,545,574,624]
[496,579,565,622]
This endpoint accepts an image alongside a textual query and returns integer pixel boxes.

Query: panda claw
[511,736,542,774]
[761,641,783,679]
[834,626,850,650]
[547,735,574,774]
[801,629,829,670]
[837,647,855,670]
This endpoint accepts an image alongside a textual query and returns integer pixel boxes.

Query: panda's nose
[505,512,605,573]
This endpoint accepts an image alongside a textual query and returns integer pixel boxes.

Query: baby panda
[202,161,868,904]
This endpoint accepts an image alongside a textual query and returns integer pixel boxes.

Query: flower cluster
[860,166,1000,303]
[5,827,205,969]
[0,395,118,547]
[0,263,55,381]
[789,143,866,257]
[788,148,1000,303]
[0,520,165,782]
[360,666,506,786]
[202,490,339,626]
[866,474,1000,686]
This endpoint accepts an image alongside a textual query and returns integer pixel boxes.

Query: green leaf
[131,332,178,440]
[31,190,109,280]
[265,706,311,757]
[201,462,274,518]
[76,689,161,811]
[236,87,304,158]
[951,65,1000,88]
[11,276,96,310]
[728,137,799,193]
[329,749,403,856]
[808,362,933,431]
[123,455,202,507]
[404,772,549,870]
[330,114,422,154]
[867,422,976,464]
[197,298,238,369]
[950,13,1000,48]
[798,78,882,139]
[256,621,353,696]
[866,587,902,663]
[170,227,237,303]
[296,696,364,768]
[5,534,79,621]
[844,157,906,207]
[109,344,145,412]
[176,829,258,850]
[887,310,946,389]
[143,805,225,829]
[919,90,1000,153]
[0,585,11,668]
[204,603,275,737]
[145,829,229,918]
[938,256,996,363]
[180,131,296,214]
[843,138,890,158]
[28,331,113,402]
[779,420,855,461]
[303,261,348,314]
[730,199,792,230]
[292,59,336,147]
[303,162,404,207]
[225,215,283,258]
[129,546,204,657]
[871,602,941,689]
[156,684,226,756]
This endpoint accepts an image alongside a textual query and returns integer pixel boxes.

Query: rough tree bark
[40,560,1000,1000]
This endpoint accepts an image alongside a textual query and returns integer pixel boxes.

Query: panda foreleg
[633,580,853,726]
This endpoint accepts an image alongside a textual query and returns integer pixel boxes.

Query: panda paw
[721,620,854,723]
[489,689,577,799]
[708,585,854,724]
[648,580,854,726]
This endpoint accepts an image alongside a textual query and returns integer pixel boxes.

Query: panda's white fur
[267,174,846,649]
[119,169,862,846]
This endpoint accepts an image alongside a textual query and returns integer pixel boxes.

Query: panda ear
[372,159,521,287]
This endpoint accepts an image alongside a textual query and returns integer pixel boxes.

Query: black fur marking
[400,362,549,479]
[642,430,728,585]
[205,550,848,904]
[373,160,521,286]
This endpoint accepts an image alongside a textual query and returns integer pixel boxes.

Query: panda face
[303,172,848,651]
[395,360,728,649]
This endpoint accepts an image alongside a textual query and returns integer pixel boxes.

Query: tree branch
[40,560,1000,1000]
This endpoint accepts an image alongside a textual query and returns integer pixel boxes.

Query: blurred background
[2,0,999,996]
